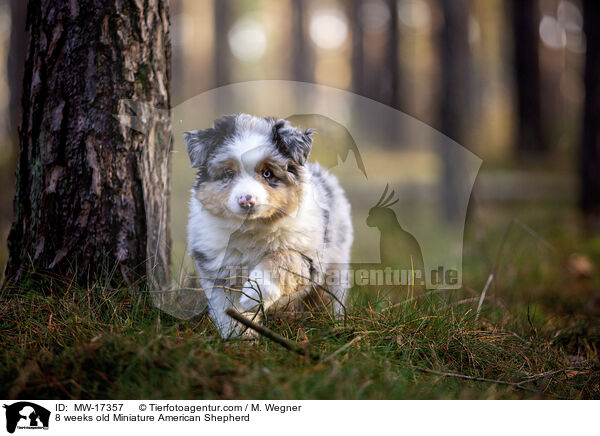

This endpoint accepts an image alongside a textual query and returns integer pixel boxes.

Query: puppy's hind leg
[325,265,351,320]
[330,285,349,320]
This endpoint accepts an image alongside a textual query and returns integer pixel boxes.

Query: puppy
[184,114,353,338]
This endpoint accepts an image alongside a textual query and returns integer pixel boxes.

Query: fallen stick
[411,366,538,393]
[322,335,364,363]
[226,308,320,361]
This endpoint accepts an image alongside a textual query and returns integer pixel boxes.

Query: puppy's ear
[184,115,237,168]
[183,130,210,168]
[272,119,314,166]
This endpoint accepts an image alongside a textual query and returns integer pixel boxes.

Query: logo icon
[3,402,50,434]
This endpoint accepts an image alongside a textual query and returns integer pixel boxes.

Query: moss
[134,63,150,93]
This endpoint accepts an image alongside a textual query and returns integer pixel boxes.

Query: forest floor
[1,202,599,399]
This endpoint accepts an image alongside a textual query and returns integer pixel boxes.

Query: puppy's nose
[238,194,256,209]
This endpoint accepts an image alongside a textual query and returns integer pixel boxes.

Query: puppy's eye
[222,169,234,179]
[262,169,272,179]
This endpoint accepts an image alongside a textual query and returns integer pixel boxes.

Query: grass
[1,204,599,399]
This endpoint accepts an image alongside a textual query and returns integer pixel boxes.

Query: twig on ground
[513,218,556,252]
[411,366,538,393]
[520,367,590,382]
[322,335,364,363]
[497,329,532,346]
[226,308,320,361]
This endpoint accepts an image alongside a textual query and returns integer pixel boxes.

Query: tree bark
[581,0,600,215]
[6,0,171,288]
[511,0,547,155]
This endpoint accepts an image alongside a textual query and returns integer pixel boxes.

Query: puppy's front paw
[225,309,262,339]
[214,318,239,340]
[238,281,262,312]
[216,318,254,340]
[209,306,253,339]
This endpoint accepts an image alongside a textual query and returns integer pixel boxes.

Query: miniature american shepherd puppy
[185,114,353,338]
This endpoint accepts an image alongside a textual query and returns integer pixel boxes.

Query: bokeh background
[0,0,590,283]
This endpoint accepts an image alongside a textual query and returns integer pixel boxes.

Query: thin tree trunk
[438,0,471,222]
[350,0,364,95]
[581,0,600,215]
[356,0,399,107]
[214,0,231,87]
[7,0,171,288]
[386,0,400,110]
[511,0,546,154]
[291,0,313,83]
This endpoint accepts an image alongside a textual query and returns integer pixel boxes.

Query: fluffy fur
[185,114,353,338]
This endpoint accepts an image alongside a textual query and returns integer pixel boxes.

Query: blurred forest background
[0,0,593,274]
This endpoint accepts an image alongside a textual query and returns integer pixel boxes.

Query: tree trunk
[7,0,171,288]
[385,0,400,110]
[291,0,313,83]
[350,0,364,96]
[214,0,231,87]
[437,0,471,222]
[511,0,546,155]
[354,0,399,108]
[581,0,600,215]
